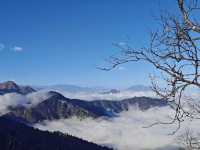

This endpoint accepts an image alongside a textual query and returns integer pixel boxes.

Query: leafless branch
[101,0,200,134]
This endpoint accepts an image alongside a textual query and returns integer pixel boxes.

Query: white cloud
[0,93,27,115]
[12,46,23,52]
[0,90,155,116]
[34,106,184,150]
[0,91,50,115]
[117,66,125,71]
[26,91,53,106]
[118,42,128,46]
[35,106,200,150]
[1,90,200,150]
[57,90,156,101]
[0,43,25,52]
[0,43,5,51]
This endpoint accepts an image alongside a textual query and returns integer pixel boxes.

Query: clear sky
[0,0,178,87]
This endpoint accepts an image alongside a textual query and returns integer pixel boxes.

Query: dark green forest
[0,116,112,150]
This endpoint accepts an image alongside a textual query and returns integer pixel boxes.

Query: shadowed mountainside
[0,116,112,150]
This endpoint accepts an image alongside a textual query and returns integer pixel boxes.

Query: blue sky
[0,0,177,87]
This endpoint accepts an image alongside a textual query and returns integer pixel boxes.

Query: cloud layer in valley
[55,90,156,101]
[0,89,156,115]
[0,93,27,115]
[35,106,187,150]
[1,90,200,150]
[0,91,50,115]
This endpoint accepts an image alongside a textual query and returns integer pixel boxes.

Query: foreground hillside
[0,116,112,150]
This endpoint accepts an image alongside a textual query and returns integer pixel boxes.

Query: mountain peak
[47,91,66,99]
[0,81,35,95]
[0,81,19,90]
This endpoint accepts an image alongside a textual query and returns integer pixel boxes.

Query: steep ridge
[6,91,97,124]
[5,91,168,124]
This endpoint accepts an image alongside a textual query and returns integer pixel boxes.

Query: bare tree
[101,0,200,133]
[177,129,200,150]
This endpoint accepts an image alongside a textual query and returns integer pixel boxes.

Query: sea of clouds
[0,89,156,115]
[34,106,197,150]
[50,90,156,101]
[0,90,200,150]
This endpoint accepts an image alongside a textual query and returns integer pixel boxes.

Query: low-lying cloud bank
[56,90,156,101]
[1,90,200,150]
[0,93,26,115]
[0,91,50,115]
[35,106,186,150]
[0,89,156,115]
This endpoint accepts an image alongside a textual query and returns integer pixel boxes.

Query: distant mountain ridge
[35,83,151,93]
[0,81,36,95]
[35,84,105,93]
[5,91,168,124]
[0,81,166,124]
[101,89,120,94]
[126,85,151,91]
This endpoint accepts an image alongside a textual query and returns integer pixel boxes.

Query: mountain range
[0,81,168,150]
[34,83,151,93]
[5,90,167,124]
[34,84,103,93]
[0,81,168,124]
